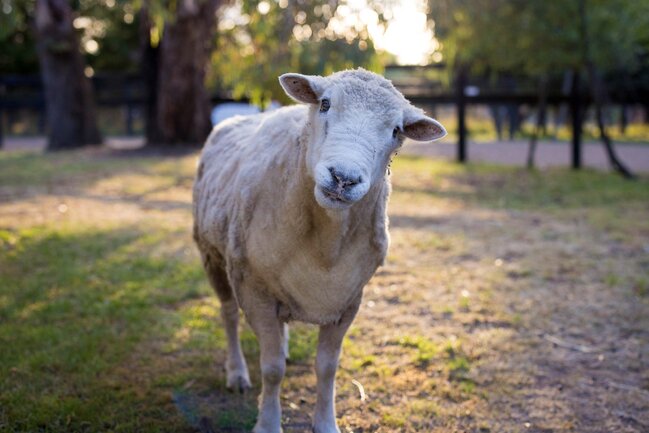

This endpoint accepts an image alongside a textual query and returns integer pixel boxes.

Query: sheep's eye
[392,127,400,138]
[320,98,330,112]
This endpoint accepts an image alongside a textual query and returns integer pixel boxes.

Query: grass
[391,155,649,210]
[1,147,648,432]
[436,115,649,145]
[396,335,439,366]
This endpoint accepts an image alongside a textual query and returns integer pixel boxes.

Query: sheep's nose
[328,167,362,189]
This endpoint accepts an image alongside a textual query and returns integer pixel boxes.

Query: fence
[1,69,645,169]
[0,74,240,145]
[388,65,596,168]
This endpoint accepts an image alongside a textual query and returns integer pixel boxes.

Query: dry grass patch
[0,149,648,432]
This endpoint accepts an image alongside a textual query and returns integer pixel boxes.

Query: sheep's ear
[402,110,447,142]
[279,73,324,104]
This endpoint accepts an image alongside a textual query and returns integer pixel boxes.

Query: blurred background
[2,2,649,432]
[1,0,649,174]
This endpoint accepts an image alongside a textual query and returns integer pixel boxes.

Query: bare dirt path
[277,159,649,432]
[3,136,649,173]
[404,139,649,173]
[302,199,648,432]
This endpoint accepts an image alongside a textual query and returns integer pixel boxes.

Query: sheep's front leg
[313,299,361,433]
[245,301,286,433]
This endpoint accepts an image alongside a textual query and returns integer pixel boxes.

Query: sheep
[192,68,446,433]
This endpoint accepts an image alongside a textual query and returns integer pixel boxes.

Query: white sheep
[193,68,446,433]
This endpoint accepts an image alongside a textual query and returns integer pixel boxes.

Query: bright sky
[369,0,438,65]
[221,0,439,65]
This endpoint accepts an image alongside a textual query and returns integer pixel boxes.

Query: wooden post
[0,107,3,149]
[0,77,4,148]
[456,67,467,163]
[619,103,627,134]
[570,70,582,170]
[125,78,134,135]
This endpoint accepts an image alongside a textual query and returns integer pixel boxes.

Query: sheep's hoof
[253,428,283,433]
[226,372,251,393]
[312,424,341,433]
[253,422,283,433]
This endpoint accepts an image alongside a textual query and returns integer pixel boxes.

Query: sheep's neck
[293,133,386,269]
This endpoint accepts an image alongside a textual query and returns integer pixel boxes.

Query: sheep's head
[279,68,446,211]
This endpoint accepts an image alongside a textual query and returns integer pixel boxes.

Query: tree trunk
[139,1,161,143]
[553,71,572,134]
[578,0,634,179]
[619,104,627,135]
[586,65,635,179]
[153,0,220,146]
[526,75,548,169]
[34,0,101,150]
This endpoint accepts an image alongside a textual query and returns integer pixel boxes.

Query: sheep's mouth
[322,189,352,204]
[315,185,355,210]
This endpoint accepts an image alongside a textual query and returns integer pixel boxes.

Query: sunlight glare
[370,0,437,65]
[219,0,439,65]
[257,1,270,15]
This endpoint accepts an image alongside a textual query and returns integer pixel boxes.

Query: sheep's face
[280,70,446,211]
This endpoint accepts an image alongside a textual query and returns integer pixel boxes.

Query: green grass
[392,155,649,244]
[0,148,647,432]
[392,155,649,210]
[0,151,139,187]
[437,115,649,145]
[397,335,439,366]
[0,225,210,432]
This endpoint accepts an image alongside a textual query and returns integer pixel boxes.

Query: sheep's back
[192,105,307,264]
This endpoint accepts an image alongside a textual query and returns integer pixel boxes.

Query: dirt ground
[0,147,647,433]
[403,139,649,173]
[3,136,649,173]
[275,170,649,433]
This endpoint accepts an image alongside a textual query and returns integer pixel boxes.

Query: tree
[430,0,649,176]
[137,0,221,146]
[211,0,384,107]
[0,0,39,74]
[1,0,106,149]
[34,0,101,150]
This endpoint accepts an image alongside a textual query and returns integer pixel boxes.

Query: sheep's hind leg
[313,298,361,433]
[220,298,251,392]
[203,253,251,392]
[282,323,290,360]
[241,290,286,433]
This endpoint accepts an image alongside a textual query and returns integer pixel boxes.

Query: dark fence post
[456,67,467,163]
[570,70,582,169]
[0,105,3,149]
[38,107,46,134]
[0,78,4,148]
[125,78,134,135]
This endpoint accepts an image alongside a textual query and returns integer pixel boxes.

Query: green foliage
[211,0,384,106]
[0,0,38,73]
[430,0,649,77]
[1,0,386,101]
[0,0,141,74]
[80,0,141,73]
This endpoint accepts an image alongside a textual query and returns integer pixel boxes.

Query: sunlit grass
[437,114,649,144]
[392,155,649,210]
[0,147,647,432]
